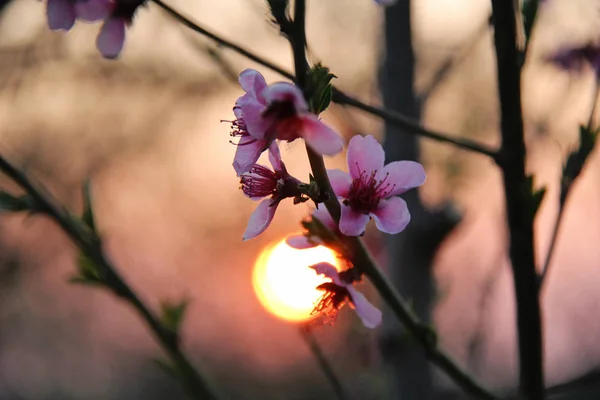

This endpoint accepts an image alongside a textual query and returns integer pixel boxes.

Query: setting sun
[252,239,341,322]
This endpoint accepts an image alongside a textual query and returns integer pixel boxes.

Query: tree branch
[0,156,221,400]
[286,1,496,398]
[490,0,544,398]
[150,0,498,159]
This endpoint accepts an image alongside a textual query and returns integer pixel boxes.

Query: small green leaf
[153,357,178,379]
[531,186,547,217]
[562,125,598,202]
[160,297,190,334]
[0,191,32,212]
[317,84,333,115]
[306,63,337,114]
[69,252,103,286]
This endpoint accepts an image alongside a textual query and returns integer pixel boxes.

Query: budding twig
[287,1,496,398]
[0,156,221,400]
[491,0,544,398]
[150,0,498,159]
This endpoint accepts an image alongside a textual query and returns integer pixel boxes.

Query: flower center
[344,167,395,214]
[312,282,350,323]
[225,112,258,147]
[263,100,301,142]
[240,165,279,198]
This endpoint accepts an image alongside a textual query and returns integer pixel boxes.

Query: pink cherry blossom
[230,69,274,175]
[549,43,600,77]
[96,16,126,59]
[240,146,304,241]
[230,69,343,175]
[328,135,425,236]
[310,262,381,329]
[47,0,112,31]
[75,0,112,22]
[47,0,77,31]
[286,204,337,249]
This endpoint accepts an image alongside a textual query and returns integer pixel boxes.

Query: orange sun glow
[252,239,341,322]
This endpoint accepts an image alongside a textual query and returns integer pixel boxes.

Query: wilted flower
[328,135,425,236]
[240,146,304,241]
[311,262,381,329]
[230,69,344,176]
[286,204,338,249]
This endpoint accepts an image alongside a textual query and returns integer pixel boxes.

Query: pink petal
[286,235,317,249]
[300,115,344,156]
[347,135,385,180]
[47,0,76,31]
[233,138,266,176]
[312,205,337,231]
[96,17,126,59]
[379,160,426,197]
[268,142,284,172]
[310,262,342,286]
[339,204,370,236]
[262,82,308,113]
[74,0,112,21]
[238,69,268,100]
[327,169,352,198]
[237,98,269,139]
[374,0,398,5]
[243,199,278,241]
[347,287,382,329]
[370,197,410,234]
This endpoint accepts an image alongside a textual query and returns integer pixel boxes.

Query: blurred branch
[490,0,544,398]
[418,18,491,102]
[150,0,498,159]
[299,325,348,400]
[0,156,221,400]
[285,1,496,399]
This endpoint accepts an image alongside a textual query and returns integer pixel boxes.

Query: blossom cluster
[230,69,425,328]
[46,0,143,59]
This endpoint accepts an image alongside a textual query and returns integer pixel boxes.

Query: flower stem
[299,324,349,400]
[150,0,497,158]
[490,0,544,398]
[0,156,221,400]
[288,1,496,398]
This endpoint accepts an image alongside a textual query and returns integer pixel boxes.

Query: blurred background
[0,0,600,399]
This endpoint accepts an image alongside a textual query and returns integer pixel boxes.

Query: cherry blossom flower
[286,204,337,249]
[230,69,343,176]
[96,0,143,59]
[240,146,304,241]
[328,135,425,236]
[310,262,381,329]
[549,43,600,77]
[46,0,110,31]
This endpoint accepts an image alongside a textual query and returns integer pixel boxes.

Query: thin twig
[0,156,220,400]
[299,324,348,400]
[150,0,498,159]
[490,0,544,399]
[539,79,600,288]
[287,1,496,398]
